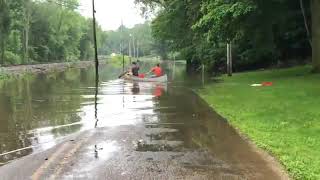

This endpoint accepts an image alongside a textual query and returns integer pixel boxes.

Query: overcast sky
[79,0,146,31]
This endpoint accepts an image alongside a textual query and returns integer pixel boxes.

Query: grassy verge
[199,66,320,180]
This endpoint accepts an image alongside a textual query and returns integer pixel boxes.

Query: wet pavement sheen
[0,65,286,179]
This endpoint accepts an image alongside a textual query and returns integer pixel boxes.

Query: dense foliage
[135,0,316,73]
[0,0,107,65]
[104,22,156,58]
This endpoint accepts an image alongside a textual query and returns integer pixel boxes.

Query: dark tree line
[135,0,319,73]
[0,0,108,65]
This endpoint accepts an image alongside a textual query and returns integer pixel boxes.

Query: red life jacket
[151,66,163,77]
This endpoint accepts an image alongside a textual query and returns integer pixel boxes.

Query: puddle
[92,141,119,160]
[134,140,183,152]
[146,131,182,141]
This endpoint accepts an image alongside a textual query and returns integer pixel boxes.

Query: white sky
[79,0,146,31]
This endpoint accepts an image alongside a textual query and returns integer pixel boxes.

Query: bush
[109,55,130,67]
[4,51,22,65]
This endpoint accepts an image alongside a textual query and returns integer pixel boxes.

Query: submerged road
[0,72,289,179]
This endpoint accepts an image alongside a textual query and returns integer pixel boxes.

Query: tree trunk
[0,39,4,65]
[227,43,233,76]
[312,0,320,72]
[186,59,192,74]
[23,23,29,63]
[25,16,29,63]
[300,0,312,47]
[23,0,30,63]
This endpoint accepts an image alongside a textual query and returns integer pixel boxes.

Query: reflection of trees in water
[0,65,127,163]
[51,124,82,137]
[0,96,11,133]
[156,88,223,149]
[157,88,253,165]
[0,95,33,163]
[27,70,84,130]
[131,82,140,95]
[163,62,186,82]
[0,68,95,163]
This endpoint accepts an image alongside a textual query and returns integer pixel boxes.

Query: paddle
[118,71,129,78]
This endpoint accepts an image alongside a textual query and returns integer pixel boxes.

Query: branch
[300,0,312,47]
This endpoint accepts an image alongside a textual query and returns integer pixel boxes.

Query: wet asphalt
[0,63,289,180]
[0,68,289,180]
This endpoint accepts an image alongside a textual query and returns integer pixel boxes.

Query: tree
[311,0,320,72]
[22,0,31,63]
[195,0,311,70]
[136,0,203,70]
[137,0,313,73]
[0,0,11,64]
[0,0,110,64]
[102,22,156,58]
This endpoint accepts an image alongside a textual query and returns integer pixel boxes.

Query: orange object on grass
[262,82,273,86]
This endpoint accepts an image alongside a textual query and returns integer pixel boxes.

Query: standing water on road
[0,64,285,179]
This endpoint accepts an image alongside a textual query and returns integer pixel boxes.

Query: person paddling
[149,63,163,77]
[118,61,140,78]
[131,62,140,76]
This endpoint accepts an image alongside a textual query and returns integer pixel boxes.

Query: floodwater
[0,63,286,179]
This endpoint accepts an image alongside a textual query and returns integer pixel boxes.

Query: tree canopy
[103,22,156,58]
[136,0,315,73]
[0,0,108,65]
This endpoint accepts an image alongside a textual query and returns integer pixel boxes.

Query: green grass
[199,66,320,180]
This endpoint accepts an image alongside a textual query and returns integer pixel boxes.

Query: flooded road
[0,64,287,179]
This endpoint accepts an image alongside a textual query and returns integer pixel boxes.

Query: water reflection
[0,66,169,164]
[0,63,284,179]
[94,77,99,129]
[0,66,121,163]
[93,141,118,160]
[82,81,167,129]
[153,84,165,97]
[131,82,140,95]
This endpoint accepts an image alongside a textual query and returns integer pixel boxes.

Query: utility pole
[230,43,233,75]
[137,40,139,59]
[227,42,233,76]
[129,40,131,64]
[121,19,125,72]
[92,0,99,128]
[133,36,136,60]
[129,34,132,64]
[202,64,205,85]
[92,0,99,82]
[172,54,176,80]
